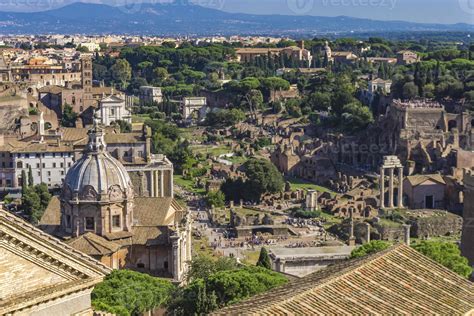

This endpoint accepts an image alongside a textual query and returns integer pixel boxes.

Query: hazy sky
[208,0,474,24]
[1,0,473,24]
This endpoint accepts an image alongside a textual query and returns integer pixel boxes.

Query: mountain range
[0,2,472,36]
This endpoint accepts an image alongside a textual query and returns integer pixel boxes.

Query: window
[112,215,121,228]
[36,163,40,168]
[1,162,4,168]
[42,163,45,168]
[110,108,115,116]
[52,163,56,168]
[61,171,64,176]
[85,217,95,230]
[60,162,64,168]
[47,171,51,176]
[65,214,71,228]
[36,153,40,158]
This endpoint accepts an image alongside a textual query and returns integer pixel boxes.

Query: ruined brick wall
[409,213,462,238]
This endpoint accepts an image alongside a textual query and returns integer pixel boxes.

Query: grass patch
[320,211,343,229]
[132,114,151,123]
[174,175,206,195]
[241,250,260,265]
[286,177,336,197]
[191,144,232,157]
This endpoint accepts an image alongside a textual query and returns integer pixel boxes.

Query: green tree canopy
[92,270,173,316]
[61,104,77,128]
[242,158,285,202]
[350,240,391,259]
[205,108,246,127]
[110,59,132,88]
[412,241,472,278]
[169,266,287,315]
[205,191,226,208]
[186,255,239,283]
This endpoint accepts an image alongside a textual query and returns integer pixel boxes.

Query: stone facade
[0,208,110,315]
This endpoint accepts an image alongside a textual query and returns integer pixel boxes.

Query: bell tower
[81,56,93,107]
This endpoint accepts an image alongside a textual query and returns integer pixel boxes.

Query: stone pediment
[0,209,111,314]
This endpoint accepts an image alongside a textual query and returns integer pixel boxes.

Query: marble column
[379,167,385,208]
[159,170,164,197]
[398,167,404,208]
[172,237,180,281]
[388,168,394,208]
[403,224,411,246]
[365,222,371,243]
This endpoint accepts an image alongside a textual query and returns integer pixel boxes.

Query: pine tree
[256,247,272,269]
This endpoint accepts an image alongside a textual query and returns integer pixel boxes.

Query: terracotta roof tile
[212,244,474,315]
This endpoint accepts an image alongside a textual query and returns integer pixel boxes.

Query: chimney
[403,224,411,246]
[300,40,305,50]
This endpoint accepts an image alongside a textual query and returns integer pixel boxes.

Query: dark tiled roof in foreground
[212,244,474,315]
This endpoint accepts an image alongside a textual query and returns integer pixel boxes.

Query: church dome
[63,123,132,200]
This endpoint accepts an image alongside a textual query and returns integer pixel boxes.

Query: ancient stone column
[365,222,371,243]
[379,167,385,208]
[388,168,394,208]
[398,167,404,208]
[171,237,181,282]
[160,170,165,197]
[403,224,411,246]
[348,208,356,246]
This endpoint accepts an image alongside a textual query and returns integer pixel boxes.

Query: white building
[97,95,132,126]
[369,78,392,95]
[12,144,75,189]
[139,86,163,106]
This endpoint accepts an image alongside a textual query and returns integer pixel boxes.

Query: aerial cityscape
[0,0,473,315]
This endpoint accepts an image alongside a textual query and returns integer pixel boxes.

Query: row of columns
[380,166,404,209]
[151,170,165,197]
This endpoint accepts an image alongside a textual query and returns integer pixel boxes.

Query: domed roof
[63,123,132,200]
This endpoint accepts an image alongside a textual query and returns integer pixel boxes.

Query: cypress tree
[21,169,27,194]
[256,247,272,269]
[28,165,34,187]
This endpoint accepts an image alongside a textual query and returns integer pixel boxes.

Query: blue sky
[1,0,473,24]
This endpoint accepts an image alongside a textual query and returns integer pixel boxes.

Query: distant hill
[0,2,472,36]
